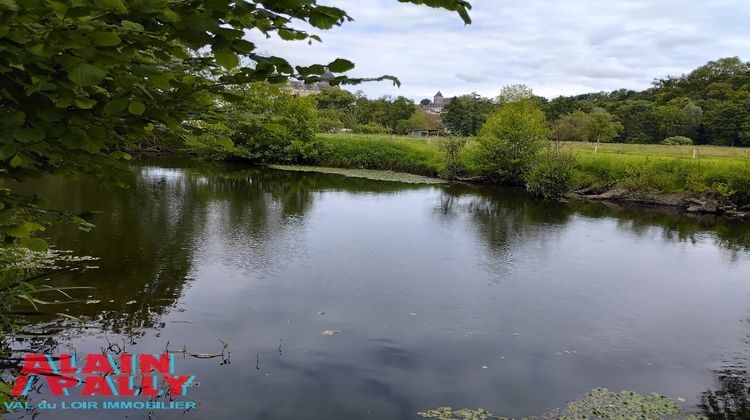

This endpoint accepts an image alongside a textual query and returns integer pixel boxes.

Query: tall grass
[572,153,750,195]
[312,133,750,203]
[312,134,444,176]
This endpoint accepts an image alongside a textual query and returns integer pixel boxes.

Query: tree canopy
[441,93,496,136]
[0,0,473,248]
[542,57,750,146]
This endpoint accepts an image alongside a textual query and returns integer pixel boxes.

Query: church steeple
[434,91,444,105]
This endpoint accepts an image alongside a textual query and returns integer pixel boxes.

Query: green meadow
[312,133,750,201]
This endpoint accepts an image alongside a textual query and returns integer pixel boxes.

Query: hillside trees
[550,108,623,144]
[395,109,442,134]
[584,108,624,143]
[441,93,497,136]
[543,57,750,146]
[551,110,590,142]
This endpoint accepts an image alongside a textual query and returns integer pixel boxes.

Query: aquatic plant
[418,388,707,420]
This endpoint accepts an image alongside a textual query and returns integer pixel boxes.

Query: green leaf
[0,0,18,11]
[2,111,25,128]
[91,31,121,46]
[215,51,240,69]
[149,73,174,89]
[13,128,45,143]
[308,6,347,29]
[215,136,234,147]
[6,222,44,238]
[9,154,23,168]
[232,39,255,54]
[103,98,129,114]
[74,97,97,109]
[111,150,132,160]
[67,63,107,87]
[20,237,48,252]
[328,58,355,73]
[36,107,64,122]
[121,20,144,31]
[60,128,88,150]
[128,101,146,115]
[98,0,127,12]
[84,141,101,154]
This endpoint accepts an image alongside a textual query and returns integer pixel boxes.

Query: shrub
[439,136,467,179]
[232,87,319,163]
[727,160,750,204]
[660,136,693,145]
[317,109,345,133]
[526,145,577,198]
[475,99,548,184]
[354,123,390,134]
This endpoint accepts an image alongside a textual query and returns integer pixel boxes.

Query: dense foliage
[441,93,496,136]
[543,57,750,146]
[222,84,320,163]
[525,144,576,198]
[0,0,472,250]
[313,89,427,133]
[474,97,548,184]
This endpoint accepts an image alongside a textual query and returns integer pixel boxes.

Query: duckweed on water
[268,165,445,184]
[417,407,503,420]
[418,388,707,420]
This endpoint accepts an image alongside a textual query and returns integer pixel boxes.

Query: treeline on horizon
[318,57,750,147]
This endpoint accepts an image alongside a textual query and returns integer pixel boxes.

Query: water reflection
[3,159,750,419]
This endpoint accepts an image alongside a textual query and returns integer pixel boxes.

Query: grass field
[313,133,750,202]
[564,141,750,160]
[319,133,750,161]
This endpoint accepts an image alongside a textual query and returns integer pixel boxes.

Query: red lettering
[20,354,54,375]
[58,354,77,374]
[10,375,31,396]
[119,354,134,374]
[81,354,113,375]
[116,376,139,396]
[140,376,161,396]
[139,354,170,374]
[80,376,114,396]
[46,376,80,396]
[163,376,194,395]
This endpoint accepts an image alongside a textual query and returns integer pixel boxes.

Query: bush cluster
[661,136,694,145]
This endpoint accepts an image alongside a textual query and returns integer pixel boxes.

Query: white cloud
[248,0,750,100]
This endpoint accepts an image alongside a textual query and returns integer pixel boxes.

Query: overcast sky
[250,0,749,101]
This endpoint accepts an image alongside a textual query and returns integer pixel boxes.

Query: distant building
[287,70,338,96]
[406,129,441,137]
[421,91,452,114]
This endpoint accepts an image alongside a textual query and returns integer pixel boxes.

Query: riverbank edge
[568,188,750,220]
[267,161,750,220]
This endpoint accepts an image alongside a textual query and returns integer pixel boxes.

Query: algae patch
[418,388,705,420]
[268,165,445,184]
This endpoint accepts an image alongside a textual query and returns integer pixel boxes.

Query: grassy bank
[311,133,750,206]
[312,134,444,176]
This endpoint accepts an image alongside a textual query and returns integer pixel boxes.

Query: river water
[5,159,750,419]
